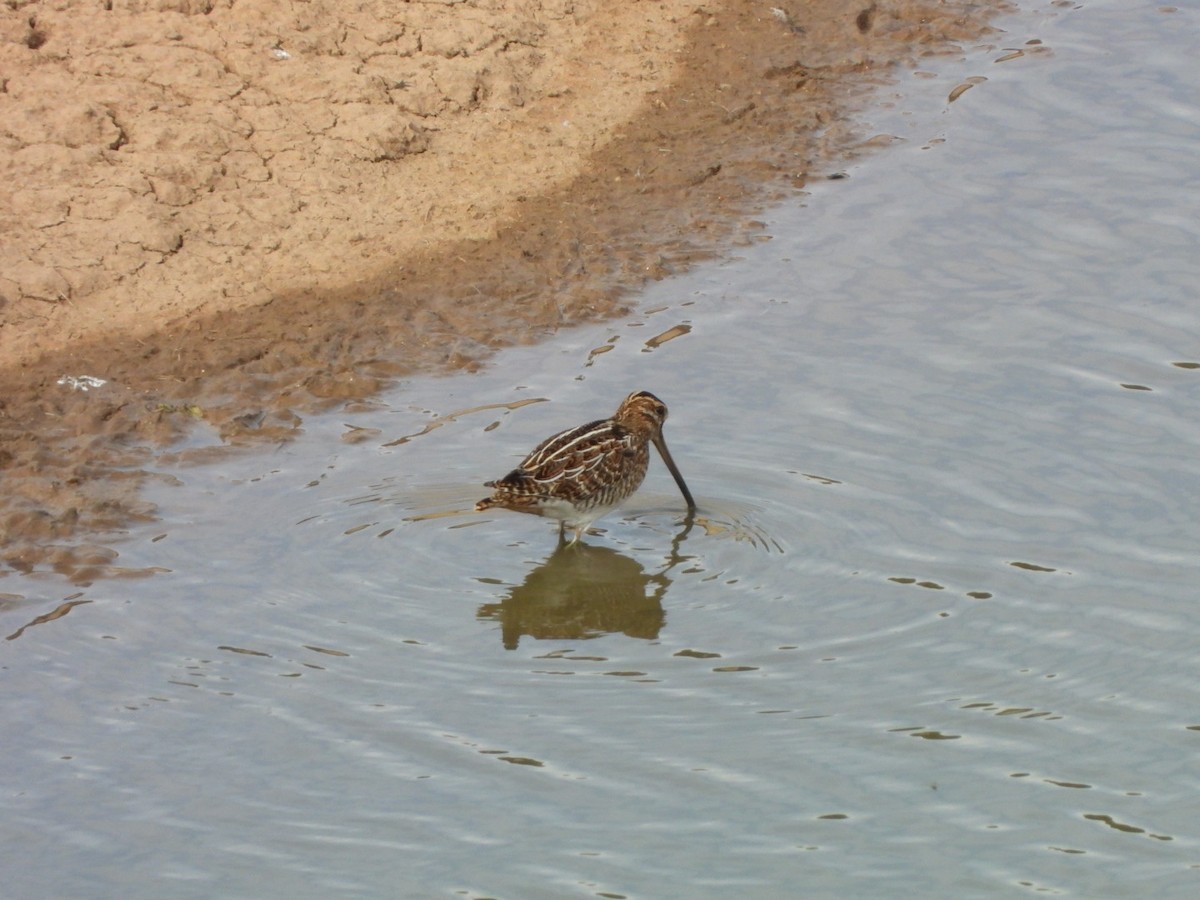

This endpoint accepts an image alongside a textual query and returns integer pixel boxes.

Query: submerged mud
[0,0,1007,580]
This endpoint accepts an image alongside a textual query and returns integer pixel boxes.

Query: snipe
[475,390,695,543]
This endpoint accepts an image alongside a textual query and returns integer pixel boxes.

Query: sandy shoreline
[1,0,1005,580]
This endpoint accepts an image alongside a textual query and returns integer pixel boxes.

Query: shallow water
[5,1,1200,896]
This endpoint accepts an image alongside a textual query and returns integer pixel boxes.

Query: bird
[475,390,696,544]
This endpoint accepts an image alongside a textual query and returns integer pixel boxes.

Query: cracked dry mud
[0,0,1005,581]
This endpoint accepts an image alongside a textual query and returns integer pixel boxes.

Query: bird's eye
[656,405,666,417]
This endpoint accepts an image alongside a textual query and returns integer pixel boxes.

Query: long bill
[651,432,696,513]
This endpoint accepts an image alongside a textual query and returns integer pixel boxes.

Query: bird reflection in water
[477,520,693,650]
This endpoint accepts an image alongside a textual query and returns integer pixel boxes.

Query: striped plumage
[476,390,695,544]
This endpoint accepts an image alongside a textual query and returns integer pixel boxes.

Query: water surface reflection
[476,536,689,649]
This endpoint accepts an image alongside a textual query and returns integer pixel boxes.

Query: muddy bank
[0,0,1006,581]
